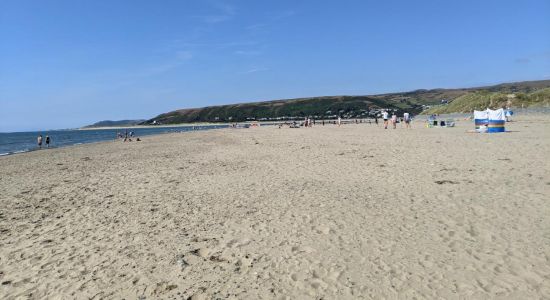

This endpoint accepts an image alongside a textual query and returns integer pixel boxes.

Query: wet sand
[1,115,549,299]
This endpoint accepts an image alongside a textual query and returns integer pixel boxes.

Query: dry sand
[1,115,549,299]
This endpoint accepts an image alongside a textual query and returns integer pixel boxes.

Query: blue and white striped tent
[474,109,506,133]
[474,110,488,132]
[487,109,506,133]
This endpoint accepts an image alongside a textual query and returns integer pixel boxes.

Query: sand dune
[1,115,549,299]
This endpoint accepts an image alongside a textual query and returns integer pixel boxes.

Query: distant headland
[86,80,550,127]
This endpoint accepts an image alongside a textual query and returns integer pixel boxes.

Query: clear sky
[1,0,549,132]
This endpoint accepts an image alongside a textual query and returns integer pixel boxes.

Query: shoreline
[3,111,550,158]
[78,122,231,131]
[3,110,550,158]
[0,125,230,158]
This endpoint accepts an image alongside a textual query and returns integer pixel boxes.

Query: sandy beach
[1,115,549,299]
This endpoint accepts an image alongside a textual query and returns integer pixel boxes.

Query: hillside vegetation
[143,80,550,124]
[84,119,146,128]
[146,96,422,124]
[423,88,550,115]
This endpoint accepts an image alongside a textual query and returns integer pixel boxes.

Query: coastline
[77,122,231,131]
[0,125,229,157]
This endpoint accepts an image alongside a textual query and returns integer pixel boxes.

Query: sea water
[0,125,227,156]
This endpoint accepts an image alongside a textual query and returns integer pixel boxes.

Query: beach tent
[474,110,488,132]
[474,109,505,133]
[487,108,506,133]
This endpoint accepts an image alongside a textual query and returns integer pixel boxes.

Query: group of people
[37,135,51,149]
[309,112,412,129]
[304,117,315,127]
[117,130,140,142]
[274,112,413,129]
[381,111,412,129]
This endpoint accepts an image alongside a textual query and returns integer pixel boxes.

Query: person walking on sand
[337,116,341,127]
[45,135,51,148]
[382,111,389,129]
[391,113,397,129]
[403,112,411,129]
[37,135,43,149]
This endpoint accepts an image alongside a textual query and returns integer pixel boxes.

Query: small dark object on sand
[435,180,459,185]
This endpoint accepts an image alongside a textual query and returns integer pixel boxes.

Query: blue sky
[1,0,549,131]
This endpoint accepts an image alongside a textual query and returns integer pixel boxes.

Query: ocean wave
[0,149,30,156]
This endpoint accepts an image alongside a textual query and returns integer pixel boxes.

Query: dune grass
[423,88,550,114]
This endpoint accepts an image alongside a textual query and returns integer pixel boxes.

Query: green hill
[422,87,550,115]
[143,80,550,124]
[84,119,146,128]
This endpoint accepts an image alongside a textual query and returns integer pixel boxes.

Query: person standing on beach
[391,113,397,129]
[382,111,389,129]
[37,135,43,149]
[45,135,51,148]
[403,112,411,129]
[337,116,341,127]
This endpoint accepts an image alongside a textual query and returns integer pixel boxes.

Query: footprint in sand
[193,248,210,258]
[226,238,251,248]
[291,246,316,254]
[313,225,331,235]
